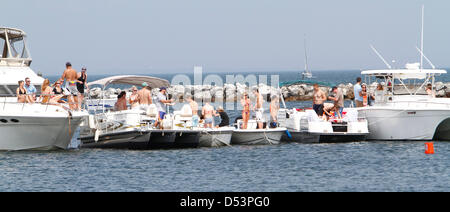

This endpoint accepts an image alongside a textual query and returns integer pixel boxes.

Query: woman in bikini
[16,80,30,103]
[129,86,140,109]
[241,92,251,129]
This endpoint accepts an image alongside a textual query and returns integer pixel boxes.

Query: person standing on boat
[354,77,363,107]
[202,101,215,128]
[360,83,369,107]
[129,86,140,109]
[186,95,199,127]
[426,83,436,98]
[253,88,264,129]
[114,91,127,111]
[312,83,327,117]
[24,77,37,102]
[329,86,344,120]
[59,62,81,110]
[156,87,174,121]
[241,93,251,129]
[137,82,152,110]
[269,94,280,126]
[76,67,88,106]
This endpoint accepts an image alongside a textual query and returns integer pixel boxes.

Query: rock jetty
[88,82,450,102]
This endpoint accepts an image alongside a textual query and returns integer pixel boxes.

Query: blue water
[1,70,449,191]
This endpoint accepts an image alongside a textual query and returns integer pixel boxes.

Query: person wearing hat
[374,82,386,104]
[155,86,174,122]
[137,82,152,110]
[76,67,89,106]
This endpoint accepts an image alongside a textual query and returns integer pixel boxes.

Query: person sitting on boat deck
[52,80,67,103]
[24,77,37,102]
[426,83,436,98]
[59,62,81,110]
[253,88,265,129]
[114,91,127,111]
[269,94,280,126]
[137,82,152,110]
[202,100,215,128]
[312,83,327,117]
[214,106,229,127]
[129,86,140,109]
[328,86,344,120]
[40,79,57,104]
[186,95,199,127]
[322,102,335,121]
[17,80,33,103]
[156,87,174,122]
[76,67,89,106]
[360,83,370,107]
[354,77,363,107]
[240,92,251,129]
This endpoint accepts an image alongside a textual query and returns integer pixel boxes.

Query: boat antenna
[420,5,425,71]
[415,46,435,69]
[370,44,392,69]
[304,35,309,79]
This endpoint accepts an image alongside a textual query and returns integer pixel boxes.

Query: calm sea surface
[1,70,449,191]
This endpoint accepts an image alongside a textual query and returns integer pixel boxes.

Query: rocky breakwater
[87,82,450,102]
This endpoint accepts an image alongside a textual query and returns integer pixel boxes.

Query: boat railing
[374,99,450,109]
[0,94,83,113]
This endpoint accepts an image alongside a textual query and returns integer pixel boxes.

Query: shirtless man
[253,88,264,129]
[186,95,199,127]
[137,82,152,110]
[312,83,327,116]
[59,62,80,110]
[202,101,215,128]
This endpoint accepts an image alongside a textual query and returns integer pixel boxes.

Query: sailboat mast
[304,36,309,75]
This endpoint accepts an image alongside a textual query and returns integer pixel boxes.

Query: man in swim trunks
[202,100,215,128]
[253,88,264,129]
[186,95,199,127]
[59,62,80,110]
[312,83,327,117]
[137,82,152,111]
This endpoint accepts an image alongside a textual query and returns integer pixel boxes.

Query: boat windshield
[0,28,31,66]
[362,68,446,96]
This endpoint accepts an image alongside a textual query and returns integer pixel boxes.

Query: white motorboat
[231,120,287,145]
[0,27,88,150]
[278,108,369,143]
[358,6,450,141]
[358,67,450,141]
[79,75,171,149]
[80,75,234,149]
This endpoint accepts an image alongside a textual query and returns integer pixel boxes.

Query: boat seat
[143,104,158,121]
[174,104,193,122]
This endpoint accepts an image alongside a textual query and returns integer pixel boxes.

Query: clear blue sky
[2,0,449,75]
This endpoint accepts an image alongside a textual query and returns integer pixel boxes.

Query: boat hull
[231,129,286,145]
[360,107,450,141]
[198,128,233,147]
[0,114,84,151]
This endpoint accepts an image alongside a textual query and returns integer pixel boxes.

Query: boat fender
[94,129,100,142]
[285,130,292,139]
[88,115,96,129]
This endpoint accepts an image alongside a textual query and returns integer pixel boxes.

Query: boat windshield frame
[0,27,32,66]
[361,69,446,96]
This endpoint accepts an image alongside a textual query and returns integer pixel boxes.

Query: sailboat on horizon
[301,36,313,80]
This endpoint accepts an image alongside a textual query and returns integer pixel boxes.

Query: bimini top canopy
[361,69,447,79]
[0,27,26,40]
[87,75,170,88]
